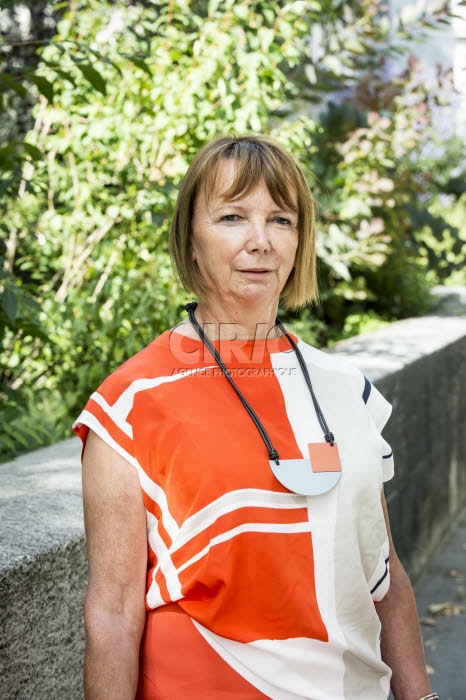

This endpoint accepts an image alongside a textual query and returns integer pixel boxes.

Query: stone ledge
[0,536,87,700]
[1,435,83,573]
[330,313,466,381]
[0,439,85,700]
[331,305,466,580]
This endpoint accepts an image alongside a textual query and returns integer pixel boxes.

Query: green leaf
[50,40,67,54]
[8,428,30,448]
[124,55,152,77]
[0,144,18,169]
[0,73,28,98]
[75,41,123,76]
[76,63,107,95]
[42,64,76,86]
[0,0,24,8]
[0,434,17,456]
[23,143,43,161]
[2,288,18,324]
[0,177,14,197]
[54,69,77,85]
[30,75,55,103]
[19,323,49,342]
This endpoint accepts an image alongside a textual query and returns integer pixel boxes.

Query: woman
[74,135,436,700]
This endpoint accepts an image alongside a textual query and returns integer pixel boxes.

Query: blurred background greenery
[1,0,465,460]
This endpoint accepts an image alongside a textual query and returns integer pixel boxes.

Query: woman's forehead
[207,159,238,199]
[200,158,297,209]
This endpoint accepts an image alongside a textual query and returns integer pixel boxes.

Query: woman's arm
[82,430,147,700]
[377,490,433,700]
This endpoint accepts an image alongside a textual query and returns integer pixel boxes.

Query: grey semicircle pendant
[270,458,341,496]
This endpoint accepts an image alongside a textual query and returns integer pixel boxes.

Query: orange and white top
[74,329,394,700]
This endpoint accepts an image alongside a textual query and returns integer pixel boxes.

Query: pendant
[270,442,342,496]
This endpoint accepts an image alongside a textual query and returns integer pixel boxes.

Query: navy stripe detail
[370,556,390,595]
[383,451,393,460]
[362,376,371,404]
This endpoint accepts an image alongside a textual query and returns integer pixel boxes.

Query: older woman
[74,135,436,700]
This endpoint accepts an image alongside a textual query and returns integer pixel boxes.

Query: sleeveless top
[74,330,394,700]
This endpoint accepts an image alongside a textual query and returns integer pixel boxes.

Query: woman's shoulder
[97,330,173,395]
[296,337,391,431]
[296,337,363,381]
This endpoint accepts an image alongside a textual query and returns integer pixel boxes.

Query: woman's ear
[190,232,199,263]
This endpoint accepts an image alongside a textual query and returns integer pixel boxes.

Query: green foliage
[419,193,466,285]
[0,0,465,458]
[340,311,388,341]
[1,0,319,458]
[294,58,466,337]
[0,256,54,460]
[0,389,63,462]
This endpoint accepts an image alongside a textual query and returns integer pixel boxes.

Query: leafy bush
[0,0,464,458]
[283,58,465,340]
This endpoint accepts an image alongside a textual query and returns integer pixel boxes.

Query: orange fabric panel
[131,366,302,524]
[170,504,309,570]
[177,530,328,644]
[136,604,271,700]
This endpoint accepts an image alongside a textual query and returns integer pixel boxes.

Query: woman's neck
[185,299,281,341]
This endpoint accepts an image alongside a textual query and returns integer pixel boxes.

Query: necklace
[186,302,341,496]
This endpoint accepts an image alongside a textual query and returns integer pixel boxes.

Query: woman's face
[191,159,299,313]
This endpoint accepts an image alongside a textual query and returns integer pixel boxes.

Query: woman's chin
[232,284,280,308]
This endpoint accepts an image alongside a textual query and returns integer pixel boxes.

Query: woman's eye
[220,214,241,222]
[273,216,293,226]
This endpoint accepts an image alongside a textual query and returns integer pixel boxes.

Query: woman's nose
[246,219,271,253]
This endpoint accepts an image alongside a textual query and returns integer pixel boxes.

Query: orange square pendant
[308,442,342,473]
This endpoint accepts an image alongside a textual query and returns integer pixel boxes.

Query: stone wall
[1,438,86,700]
[1,287,465,700]
[330,288,466,579]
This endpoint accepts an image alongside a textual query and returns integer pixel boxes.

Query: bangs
[202,142,299,214]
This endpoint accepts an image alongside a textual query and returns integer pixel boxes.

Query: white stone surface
[331,313,466,381]
[0,436,83,572]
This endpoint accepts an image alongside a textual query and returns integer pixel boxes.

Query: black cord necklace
[185,302,342,496]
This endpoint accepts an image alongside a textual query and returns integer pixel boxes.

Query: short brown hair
[169,134,317,310]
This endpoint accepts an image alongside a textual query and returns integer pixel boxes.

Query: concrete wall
[1,287,465,700]
[330,287,466,579]
[0,438,86,700]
